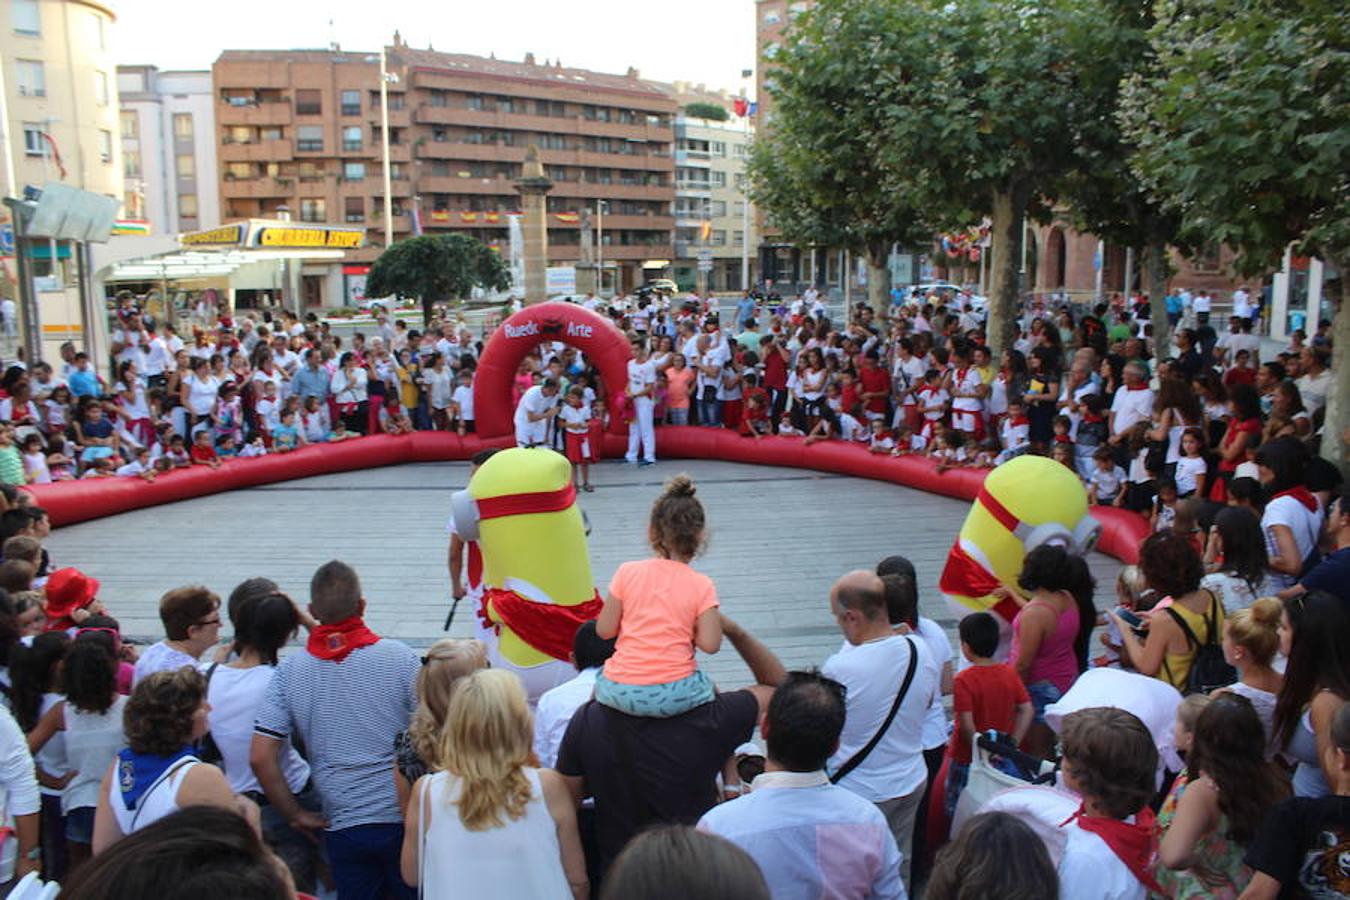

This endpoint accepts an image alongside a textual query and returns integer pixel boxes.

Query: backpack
[1163,591,1236,695]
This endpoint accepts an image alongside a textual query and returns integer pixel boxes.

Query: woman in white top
[1146,377,1204,469]
[330,351,370,435]
[10,632,72,881]
[27,638,128,869]
[1201,506,1271,614]
[179,357,221,428]
[401,669,587,899]
[420,352,455,430]
[1255,438,1325,590]
[92,667,237,853]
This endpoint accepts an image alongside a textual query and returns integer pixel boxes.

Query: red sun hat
[44,568,101,622]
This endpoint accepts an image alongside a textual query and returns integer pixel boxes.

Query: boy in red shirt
[189,429,222,470]
[945,611,1034,817]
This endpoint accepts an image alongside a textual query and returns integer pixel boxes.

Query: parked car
[905,283,987,312]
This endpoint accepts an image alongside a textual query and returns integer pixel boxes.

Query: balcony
[675,180,712,196]
[217,101,292,127]
[674,149,712,165]
[221,178,290,199]
[412,105,671,142]
[219,139,293,162]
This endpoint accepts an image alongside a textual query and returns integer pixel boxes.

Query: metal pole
[1094,239,1104,302]
[596,200,605,297]
[0,52,17,197]
[380,49,394,249]
[4,200,39,365]
[1123,246,1134,296]
[740,113,750,292]
[843,249,851,307]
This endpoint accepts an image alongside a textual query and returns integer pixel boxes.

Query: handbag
[1162,591,1237,695]
[830,636,917,784]
[195,663,225,770]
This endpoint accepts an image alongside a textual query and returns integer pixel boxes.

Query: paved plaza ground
[46,459,1124,687]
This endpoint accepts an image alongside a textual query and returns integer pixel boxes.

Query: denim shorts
[65,806,95,844]
[595,669,715,718]
[1026,681,1063,725]
[944,761,970,820]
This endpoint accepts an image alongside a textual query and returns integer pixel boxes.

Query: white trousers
[625,396,656,462]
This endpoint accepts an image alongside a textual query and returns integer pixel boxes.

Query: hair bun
[663,474,697,499]
[1249,596,1283,628]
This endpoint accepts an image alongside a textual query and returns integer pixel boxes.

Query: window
[22,124,42,155]
[295,90,322,115]
[342,126,362,152]
[734,230,744,246]
[94,70,108,106]
[343,162,365,180]
[710,141,726,157]
[711,230,727,246]
[178,194,198,218]
[123,149,141,179]
[344,196,364,223]
[12,0,39,35]
[388,93,405,111]
[260,126,282,141]
[733,143,748,158]
[120,110,138,139]
[498,97,515,114]
[466,95,484,111]
[541,133,566,150]
[225,125,251,145]
[299,199,326,223]
[340,90,360,116]
[99,129,112,163]
[225,162,251,180]
[88,12,105,49]
[297,162,322,180]
[296,125,323,152]
[710,200,727,216]
[710,171,727,187]
[390,162,406,180]
[428,160,449,177]
[15,59,43,96]
[173,114,193,139]
[175,154,194,178]
[429,90,448,108]
[434,128,449,143]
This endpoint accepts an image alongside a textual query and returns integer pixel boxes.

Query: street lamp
[379,50,399,249]
[596,199,608,297]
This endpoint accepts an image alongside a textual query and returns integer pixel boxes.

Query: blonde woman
[393,638,488,813]
[400,669,588,898]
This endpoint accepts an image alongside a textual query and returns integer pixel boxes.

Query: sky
[112,0,758,94]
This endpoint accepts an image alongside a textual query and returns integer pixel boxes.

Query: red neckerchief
[1007,416,1029,428]
[477,588,603,662]
[1273,485,1319,513]
[1061,805,1163,895]
[1126,383,1149,391]
[306,616,380,662]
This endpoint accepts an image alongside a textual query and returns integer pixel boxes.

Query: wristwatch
[23,846,40,861]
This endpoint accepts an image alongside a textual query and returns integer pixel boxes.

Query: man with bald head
[822,570,940,892]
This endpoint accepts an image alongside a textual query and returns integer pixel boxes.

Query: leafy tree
[1122,0,1349,469]
[365,233,510,324]
[684,102,729,122]
[746,0,948,312]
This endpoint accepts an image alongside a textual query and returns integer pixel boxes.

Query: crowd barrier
[26,428,1149,564]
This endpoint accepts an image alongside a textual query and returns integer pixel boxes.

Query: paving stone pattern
[47,460,1123,688]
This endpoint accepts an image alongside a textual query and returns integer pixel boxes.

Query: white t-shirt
[627,359,656,399]
[1261,495,1325,589]
[132,641,200,686]
[557,403,590,433]
[950,367,984,413]
[1109,387,1154,436]
[915,617,952,750]
[823,635,939,802]
[423,368,454,410]
[1056,821,1148,900]
[513,386,556,432]
[451,384,475,421]
[1201,570,1268,615]
[1173,456,1207,495]
[207,665,310,794]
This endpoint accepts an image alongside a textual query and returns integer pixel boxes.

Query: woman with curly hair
[393,637,488,813]
[400,669,587,898]
[90,667,237,852]
[26,636,126,871]
[1155,693,1288,898]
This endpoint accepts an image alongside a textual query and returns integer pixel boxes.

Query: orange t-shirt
[603,558,718,685]
[664,367,696,410]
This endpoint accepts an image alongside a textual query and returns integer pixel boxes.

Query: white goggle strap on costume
[450,490,481,542]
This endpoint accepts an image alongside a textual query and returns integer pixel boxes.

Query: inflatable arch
[473,302,633,438]
[24,303,1150,569]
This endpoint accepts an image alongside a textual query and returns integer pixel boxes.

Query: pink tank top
[1009,599,1080,693]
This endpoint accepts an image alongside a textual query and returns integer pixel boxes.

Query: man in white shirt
[1192,289,1212,325]
[1231,287,1252,321]
[1216,316,1262,368]
[625,341,657,465]
[822,570,939,894]
[513,378,560,448]
[533,621,615,768]
[1108,361,1154,464]
[1296,346,1332,416]
[699,671,905,900]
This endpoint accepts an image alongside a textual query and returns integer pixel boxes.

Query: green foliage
[684,102,729,122]
[366,234,510,322]
[1121,0,1349,273]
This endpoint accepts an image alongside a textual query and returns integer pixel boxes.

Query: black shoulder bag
[830,636,918,784]
[196,662,225,770]
[1163,591,1236,695]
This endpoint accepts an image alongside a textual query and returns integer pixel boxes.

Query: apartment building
[117,66,219,234]
[210,40,676,305]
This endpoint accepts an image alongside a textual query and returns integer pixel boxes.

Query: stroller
[951,730,1060,833]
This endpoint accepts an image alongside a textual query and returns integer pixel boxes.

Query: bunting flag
[41,133,67,179]
[410,201,424,237]
[484,211,501,224]
[460,212,478,223]
[700,221,712,241]
[734,97,749,117]
[429,210,451,223]
[112,219,151,236]
[554,212,580,224]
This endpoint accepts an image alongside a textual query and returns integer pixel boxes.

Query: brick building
[211,40,676,307]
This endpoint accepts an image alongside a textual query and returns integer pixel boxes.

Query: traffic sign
[698,259,714,273]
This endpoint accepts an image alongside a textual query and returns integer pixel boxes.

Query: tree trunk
[865,241,891,317]
[987,186,1027,357]
[1321,255,1348,476]
[421,295,436,327]
[1144,242,1170,355]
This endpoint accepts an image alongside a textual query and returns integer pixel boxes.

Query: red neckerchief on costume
[306,616,380,662]
[1273,485,1319,513]
[938,542,1021,623]
[477,588,604,662]
[1061,805,1163,895]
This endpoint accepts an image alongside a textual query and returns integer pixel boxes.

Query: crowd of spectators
[0,283,1339,899]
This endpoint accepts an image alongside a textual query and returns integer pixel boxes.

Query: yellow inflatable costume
[939,455,1101,658]
[450,448,600,701]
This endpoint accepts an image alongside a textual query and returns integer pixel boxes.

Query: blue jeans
[325,822,414,900]
[1026,680,1063,726]
[699,395,722,427]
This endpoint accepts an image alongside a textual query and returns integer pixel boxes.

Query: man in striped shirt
[251,560,420,900]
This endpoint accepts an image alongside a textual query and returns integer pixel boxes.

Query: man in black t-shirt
[555,616,784,874]
[1243,704,1350,898]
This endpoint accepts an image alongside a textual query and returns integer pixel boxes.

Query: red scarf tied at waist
[478,588,604,662]
[1273,485,1319,513]
[1061,805,1163,895]
[307,616,380,663]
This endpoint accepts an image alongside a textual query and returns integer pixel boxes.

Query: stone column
[514,145,554,305]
